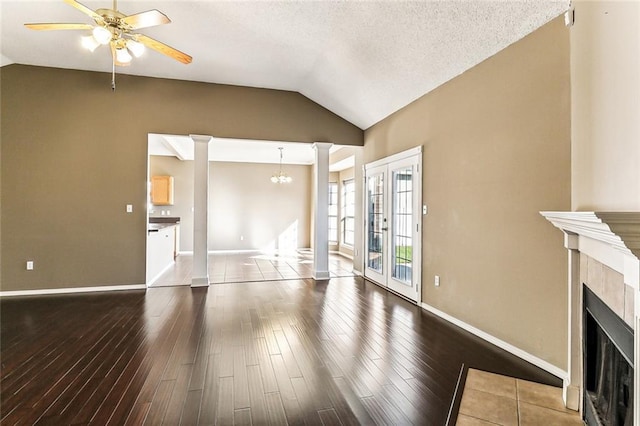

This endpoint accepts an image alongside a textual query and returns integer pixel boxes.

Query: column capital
[190,134,213,144]
[564,233,579,250]
[312,142,333,151]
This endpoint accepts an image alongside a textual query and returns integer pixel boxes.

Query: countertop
[148,223,174,232]
[148,221,180,233]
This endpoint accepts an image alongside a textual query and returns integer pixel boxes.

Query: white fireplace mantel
[542,211,640,257]
[541,211,640,422]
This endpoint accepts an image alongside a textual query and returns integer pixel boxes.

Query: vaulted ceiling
[0,0,569,129]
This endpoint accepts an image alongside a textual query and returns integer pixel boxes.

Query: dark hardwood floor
[1,276,560,425]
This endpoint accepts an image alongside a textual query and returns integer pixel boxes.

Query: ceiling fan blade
[122,10,170,30]
[63,0,102,21]
[136,34,192,64]
[25,23,93,31]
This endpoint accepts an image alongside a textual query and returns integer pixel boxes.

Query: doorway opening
[145,133,358,286]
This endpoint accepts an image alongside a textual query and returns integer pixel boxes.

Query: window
[328,182,338,243]
[341,179,355,246]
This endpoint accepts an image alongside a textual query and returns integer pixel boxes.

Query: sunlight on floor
[149,250,354,287]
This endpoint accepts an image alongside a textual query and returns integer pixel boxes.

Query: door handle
[381,227,388,231]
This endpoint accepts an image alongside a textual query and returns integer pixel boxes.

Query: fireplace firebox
[584,286,634,425]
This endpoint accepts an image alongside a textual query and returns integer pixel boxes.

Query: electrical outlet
[26,261,34,270]
[434,275,440,287]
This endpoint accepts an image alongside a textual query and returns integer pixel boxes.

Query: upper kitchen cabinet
[151,176,174,205]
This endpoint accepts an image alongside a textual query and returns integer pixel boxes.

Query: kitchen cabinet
[151,176,174,205]
[146,224,178,284]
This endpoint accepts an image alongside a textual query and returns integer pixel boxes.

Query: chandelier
[271,147,292,184]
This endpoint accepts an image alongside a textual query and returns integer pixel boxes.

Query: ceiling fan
[24,0,192,87]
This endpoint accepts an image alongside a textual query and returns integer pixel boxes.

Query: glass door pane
[391,167,412,285]
[367,173,385,274]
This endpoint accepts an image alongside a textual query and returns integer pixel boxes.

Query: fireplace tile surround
[581,252,634,328]
[541,211,640,424]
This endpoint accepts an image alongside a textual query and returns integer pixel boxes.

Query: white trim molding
[421,302,567,380]
[364,145,422,171]
[146,261,175,287]
[0,284,147,297]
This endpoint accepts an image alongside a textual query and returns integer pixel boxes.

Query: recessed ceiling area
[148,134,355,172]
[1,1,569,129]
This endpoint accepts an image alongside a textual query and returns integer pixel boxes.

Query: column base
[563,381,581,411]
[191,276,210,287]
[312,271,331,280]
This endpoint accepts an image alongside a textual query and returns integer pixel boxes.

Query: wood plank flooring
[1,277,560,425]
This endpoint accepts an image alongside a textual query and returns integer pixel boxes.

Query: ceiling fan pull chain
[111,59,116,91]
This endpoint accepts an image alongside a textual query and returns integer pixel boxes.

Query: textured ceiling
[0,0,569,129]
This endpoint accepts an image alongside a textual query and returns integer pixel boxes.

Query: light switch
[26,261,34,270]
[423,205,428,215]
[126,204,133,213]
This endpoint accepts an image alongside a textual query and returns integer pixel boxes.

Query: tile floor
[457,369,583,426]
[150,250,354,287]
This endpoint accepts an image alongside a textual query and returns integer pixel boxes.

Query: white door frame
[363,146,422,303]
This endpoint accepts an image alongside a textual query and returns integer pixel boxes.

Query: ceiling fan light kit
[24,0,192,90]
[91,25,111,45]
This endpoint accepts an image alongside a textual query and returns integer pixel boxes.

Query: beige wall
[209,162,311,251]
[329,171,339,251]
[571,1,640,211]
[364,17,571,369]
[338,167,355,258]
[1,65,361,291]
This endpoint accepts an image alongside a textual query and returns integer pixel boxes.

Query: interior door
[365,154,421,302]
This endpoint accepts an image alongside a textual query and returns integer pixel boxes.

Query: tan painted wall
[208,162,311,251]
[338,167,355,258]
[570,1,640,210]
[1,65,361,291]
[364,17,571,369]
[329,171,339,251]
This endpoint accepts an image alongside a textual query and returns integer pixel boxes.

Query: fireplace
[541,211,640,425]
[584,285,634,425]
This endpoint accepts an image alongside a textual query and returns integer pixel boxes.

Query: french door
[364,152,421,302]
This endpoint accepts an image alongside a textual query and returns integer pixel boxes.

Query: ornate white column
[191,135,211,287]
[312,142,333,280]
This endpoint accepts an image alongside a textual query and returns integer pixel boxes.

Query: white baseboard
[337,252,354,260]
[421,302,567,380]
[208,249,259,254]
[0,284,147,297]
[146,261,176,286]
[181,249,317,256]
